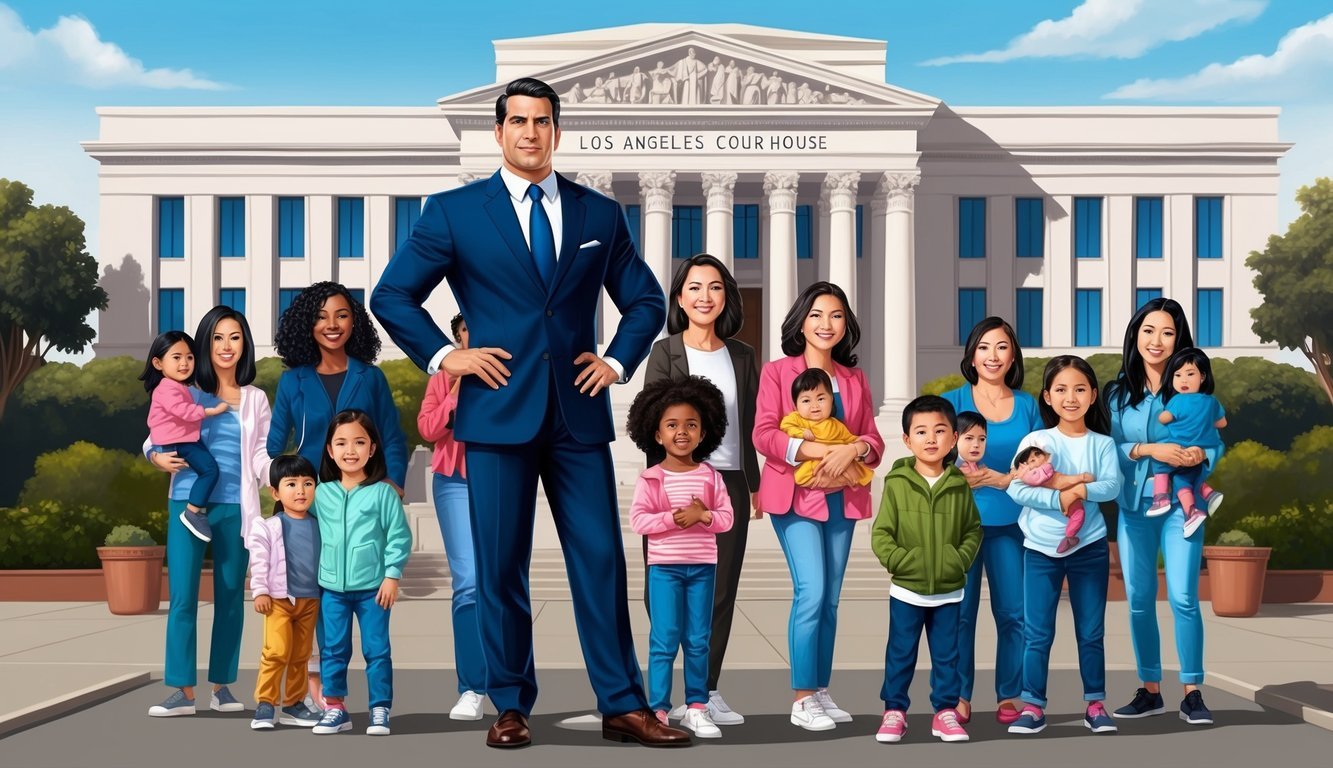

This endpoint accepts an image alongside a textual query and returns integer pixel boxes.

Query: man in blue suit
[371,78,688,749]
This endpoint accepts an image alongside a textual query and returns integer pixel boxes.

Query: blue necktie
[526,183,556,287]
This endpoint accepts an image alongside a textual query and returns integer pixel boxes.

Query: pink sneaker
[1146,493,1171,517]
[1057,535,1080,555]
[654,709,668,725]
[1182,507,1207,539]
[996,701,1022,725]
[931,708,970,742]
[875,709,907,743]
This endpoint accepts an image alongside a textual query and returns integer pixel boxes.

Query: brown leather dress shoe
[486,710,531,748]
[602,708,692,747]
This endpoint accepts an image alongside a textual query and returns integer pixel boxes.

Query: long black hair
[666,253,745,338]
[1161,347,1215,404]
[959,316,1024,389]
[1106,297,1194,412]
[779,281,860,367]
[139,330,196,394]
[1038,355,1110,435]
[274,282,381,368]
[193,305,257,393]
[626,376,727,464]
[320,409,388,486]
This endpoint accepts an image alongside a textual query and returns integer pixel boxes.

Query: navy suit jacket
[371,170,665,445]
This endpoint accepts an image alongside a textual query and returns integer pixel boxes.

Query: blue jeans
[164,500,247,688]
[320,588,393,709]
[161,442,219,511]
[881,597,962,712]
[1021,539,1108,708]
[957,523,1025,703]
[770,498,856,691]
[432,473,485,694]
[646,564,716,711]
[1118,496,1206,685]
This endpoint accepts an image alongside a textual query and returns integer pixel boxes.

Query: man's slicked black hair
[496,77,561,127]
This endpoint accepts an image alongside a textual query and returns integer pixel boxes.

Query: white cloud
[924,0,1266,65]
[0,3,227,90]
[1106,13,1333,100]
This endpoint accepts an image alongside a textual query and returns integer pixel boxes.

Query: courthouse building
[83,23,1289,426]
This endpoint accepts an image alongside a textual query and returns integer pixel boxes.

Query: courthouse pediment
[439,29,938,109]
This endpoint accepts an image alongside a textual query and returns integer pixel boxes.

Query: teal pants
[164,499,249,688]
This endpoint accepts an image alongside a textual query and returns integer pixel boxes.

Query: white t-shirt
[684,345,740,471]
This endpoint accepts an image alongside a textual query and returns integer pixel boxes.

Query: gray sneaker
[181,509,213,542]
[148,689,196,717]
[280,702,322,727]
[210,686,244,712]
[251,702,276,730]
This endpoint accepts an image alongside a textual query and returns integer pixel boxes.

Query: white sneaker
[815,688,853,723]
[680,707,722,738]
[667,703,688,721]
[790,695,836,731]
[449,690,484,721]
[707,690,745,725]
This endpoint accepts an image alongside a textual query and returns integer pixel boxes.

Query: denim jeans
[646,564,716,711]
[880,597,962,712]
[432,473,485,694]
[164,500,246,688]
[320,588,393,708]
[956,523,1025,703]
[1021,539,1109,708]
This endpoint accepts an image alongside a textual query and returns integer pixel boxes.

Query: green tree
[0,179,108,421]
[1248,177,1333,406]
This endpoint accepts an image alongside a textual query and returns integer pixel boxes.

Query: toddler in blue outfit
[1149,347,1227,539]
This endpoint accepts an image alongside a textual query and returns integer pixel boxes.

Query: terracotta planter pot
[1203,545,1272,618]
[97,546,166,615]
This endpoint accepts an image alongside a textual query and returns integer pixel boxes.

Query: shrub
[1210,357,1333,451]
[921,374,965,397]
[18,442,168,543]
[1235,503,1333,570]
[1214,529,1255,547]
[1208,426,1333,538]
[254,356,284,404]
[104,524,156,547]
[0,502,116,569]
[381,357,428,448]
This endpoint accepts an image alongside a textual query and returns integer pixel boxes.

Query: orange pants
[254,597,319,707]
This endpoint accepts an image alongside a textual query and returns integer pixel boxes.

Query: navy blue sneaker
[1007,705,1047,734]
[313,707,352,734]
[1180,690,1214,725]
[251,702,276,730]
[1084,702,1118,733]
[1114,687,1166,718]
[147,689,195,717]
[181,509,213,542]
[280,702,321,727]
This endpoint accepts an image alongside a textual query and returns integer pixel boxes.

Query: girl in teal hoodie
[310,410,413,737]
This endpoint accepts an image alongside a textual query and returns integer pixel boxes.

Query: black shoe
[1179,690,1213,725]
[1113,687,1165,718]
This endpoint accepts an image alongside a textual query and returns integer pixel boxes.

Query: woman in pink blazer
[753,282,884,732]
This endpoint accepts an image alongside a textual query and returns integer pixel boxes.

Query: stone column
[576,172,619,349]
[639,171,676,295]
[702,171,738,270]
[824,171,860,309]
[877,171,920,420]
[762,171,800,363]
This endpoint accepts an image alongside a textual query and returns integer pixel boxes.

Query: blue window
[958,288,986,346]
[1015,198,1043,258]
[347,288,365,306]
[1074,197,1103,259]
[219,288,245,316]
[278,197,304,258]
[1196,288,1223,346]
[1016,288,1043,348]
[1075,288,1103,347]
[959,198,985,259]
[1195,196,1223,259]
[278,288,302,322]
[158,197,184,258]
[672,205,702,259]
[394,197,422,252]
[337,197,364,258]
[157,288,184,333]
[855,204,864,259]
[1135,197,1163,259]
[1135,288,1163,311]
[734,203,759,259]
[624,204,642,254]
[218,197,244,258]
[796,204,813,260]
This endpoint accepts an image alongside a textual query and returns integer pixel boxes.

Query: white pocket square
[579,239,601,249]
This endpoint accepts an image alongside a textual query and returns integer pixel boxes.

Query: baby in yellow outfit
[780,368,874,487]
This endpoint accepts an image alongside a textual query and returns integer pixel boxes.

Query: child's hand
[802,428,816,441]
[1078,472,1095,483]
[700,509,713,525]
[205,402,229,416]
[376,577,399,609]
[253,594,272,615]
[751,492,763,520]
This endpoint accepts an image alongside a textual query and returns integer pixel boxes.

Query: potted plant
[97,525,165,615]
[1203,529,1272,618]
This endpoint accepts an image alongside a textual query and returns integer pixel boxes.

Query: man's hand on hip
[443,347,512,389]
[573,352,617,396]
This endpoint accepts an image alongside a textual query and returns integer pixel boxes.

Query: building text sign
[571,131,832,152]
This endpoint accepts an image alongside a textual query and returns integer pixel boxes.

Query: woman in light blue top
[941,316,1041,725]
[1105,298,1220,726]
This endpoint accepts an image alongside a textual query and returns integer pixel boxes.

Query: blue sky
[2,0,1330,363]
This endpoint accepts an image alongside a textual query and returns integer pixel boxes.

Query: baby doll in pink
[1013,445,1093,554]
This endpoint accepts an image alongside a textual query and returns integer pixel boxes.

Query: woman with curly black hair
[267,282,409,708]
[625,375,734,738]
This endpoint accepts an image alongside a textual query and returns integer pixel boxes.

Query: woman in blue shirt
[1104,298,1220,726]
[942,316,1042,726]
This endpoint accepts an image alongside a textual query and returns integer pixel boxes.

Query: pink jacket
[753,356,884,520]
[631,463,734,565]
[247,513,296,602]
[418,371,465,479]
[148,378,206,445]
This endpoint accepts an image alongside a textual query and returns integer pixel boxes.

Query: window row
[157,287,368,335]
[156,196,425,260]
[958,196,1223,261]
[625,204,865,261]
[957,287,1224,348]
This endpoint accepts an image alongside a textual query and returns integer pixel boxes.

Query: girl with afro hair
[625,376,734,739]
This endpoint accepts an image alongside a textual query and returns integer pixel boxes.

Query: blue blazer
[267,357,409,486]
[371,170,665,445]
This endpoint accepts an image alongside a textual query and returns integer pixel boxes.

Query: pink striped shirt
[630,463,734,566]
